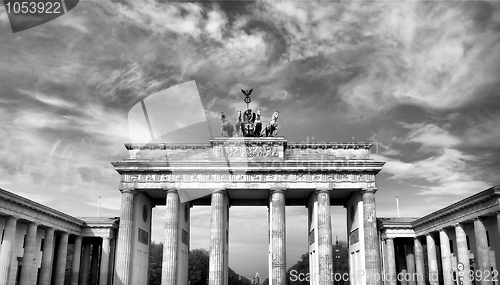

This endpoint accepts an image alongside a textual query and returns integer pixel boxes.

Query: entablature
[117,171,377,185]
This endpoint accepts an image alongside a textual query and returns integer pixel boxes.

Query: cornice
[0,188,85,227]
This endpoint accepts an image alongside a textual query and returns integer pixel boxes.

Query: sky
[1,0,500,280]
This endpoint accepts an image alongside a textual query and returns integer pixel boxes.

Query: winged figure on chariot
[220,88,279,138]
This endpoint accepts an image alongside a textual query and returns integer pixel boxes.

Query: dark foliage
[149,242,163,285]
[286,241,349,285]
[149,244,252,285]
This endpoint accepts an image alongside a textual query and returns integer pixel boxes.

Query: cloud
[401,123,462,150]
[373,123,491,197]
[18,89,76,109]
[462,113,500,147]
[111,1,204,37]
[253,1,500,120]
[205,9,228,40]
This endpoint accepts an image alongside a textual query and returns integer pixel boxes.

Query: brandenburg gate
[111,135,385,285]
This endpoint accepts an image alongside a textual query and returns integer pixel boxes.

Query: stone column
[397,242,408,285]
[0,217,17,285]
[209,190,228,285]
[474,218,492,285]
[316,190,333,285]
[455,223,471,285]
[362,189,382,285]
[81,241,92,285]
[71,236,83,285]
[405,241,416,285]
[114,190,135,285]
[99,237,111,285]
[40,227,55,285]
[269,189,286,285]
[414,237,425,285]
[439,229,453,285]
[55,232,69,285]
[426,234,439,285]
[162,189,180,285]
[19,222,37,285]
[108,238,116,285]
[497,213,500,243]
[90,242,101,285]
[385,238,397,285]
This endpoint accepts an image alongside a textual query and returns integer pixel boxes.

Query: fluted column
[114,190,135,285]
[426,234,439,285]
[19,222,38,285]
[385,238,397,285]
[108,238,116,285]
[317,190,333,285]
[439,229,453,285]
[497,213,500,242]
[269,189,286,285]
[81,241,92,285]
[0,217,17,285]
[414,237,425,285]
[362,189,382,285]
[40,228,55,285]
[162,190,180,285]
[90,242,100,285]
[474,218,492,285]
[55,232,69,285]
[455,223,471,285]
[71,236,83,285]
[406,241,416,285]
[99,237,111,285]
[398,243,408,285]
[209,190,228,285]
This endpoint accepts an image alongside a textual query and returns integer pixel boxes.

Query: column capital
[315,186,331,193]
[270,183,287,192]
[209,187,226,193]
[164,188,179,194]
[361,188,378,194]
[163,183,183,191]
[119,188,137,194]
[26,221,40,227]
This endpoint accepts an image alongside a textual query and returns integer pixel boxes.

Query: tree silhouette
[149,245,252,285]
[286,241,349,285]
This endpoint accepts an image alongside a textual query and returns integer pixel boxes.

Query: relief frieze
[216,146,279,157]
[124,172,375,183]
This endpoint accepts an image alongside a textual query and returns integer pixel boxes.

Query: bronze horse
[220,112,234,137]
[262,111,279,137]
[235,110,243,137]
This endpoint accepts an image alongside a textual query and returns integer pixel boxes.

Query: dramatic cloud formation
[1,0,499,279]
